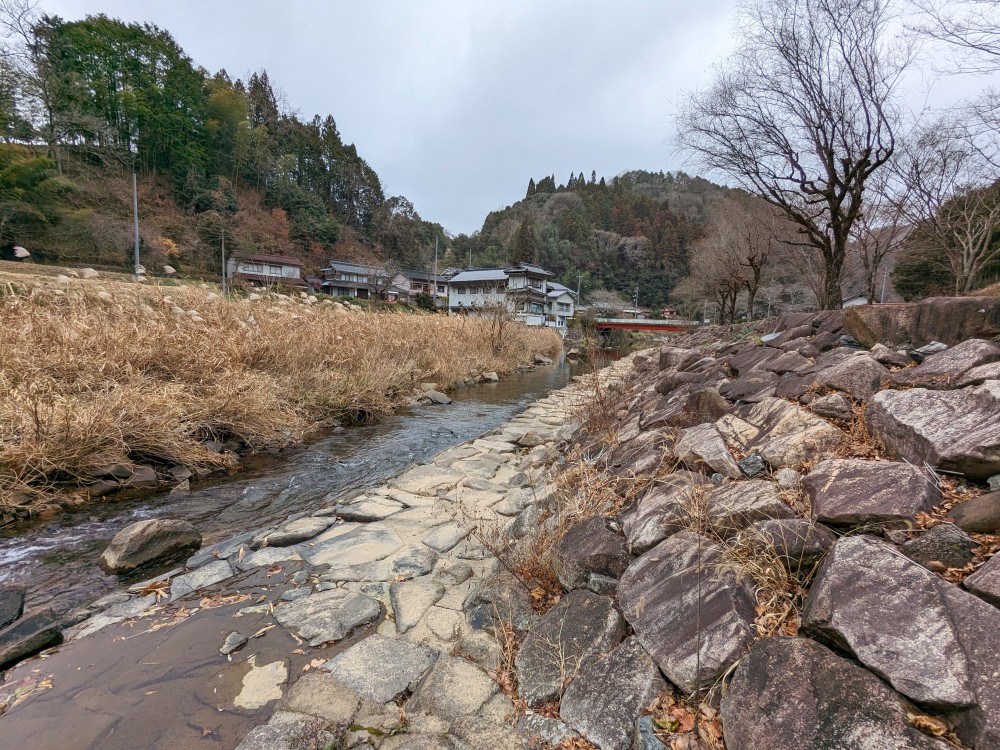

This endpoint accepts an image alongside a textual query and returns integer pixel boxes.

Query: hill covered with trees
[448,170,733,309]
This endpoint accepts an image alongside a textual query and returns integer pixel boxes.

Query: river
[0,358,581,617]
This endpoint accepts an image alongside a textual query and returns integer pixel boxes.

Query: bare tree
[678,0,910,309]
[894,122,1000,293]
[849,163,912,302]
[586,288,628,317]
[909,0,1000,73]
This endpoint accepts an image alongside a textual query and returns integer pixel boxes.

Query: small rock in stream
[220,631,248,655]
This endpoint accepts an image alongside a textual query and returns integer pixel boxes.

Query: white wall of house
[231,260,301,279]
[448,284,509,310]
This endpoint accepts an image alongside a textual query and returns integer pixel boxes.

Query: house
[319,260,389,299]
[226,253,309,289]
[447,263,574,330]
[391,269,450,308]
[662,306,678,318]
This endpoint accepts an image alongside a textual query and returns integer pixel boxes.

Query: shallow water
[0,359,580,616]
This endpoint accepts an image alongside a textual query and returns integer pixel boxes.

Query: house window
[437,285,445,293]
[268,265,282,275]
[457,286,466,295]
[530,279,542,289]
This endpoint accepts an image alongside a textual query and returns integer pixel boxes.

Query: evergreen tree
[526,177,536,199]
[510,217,539,265]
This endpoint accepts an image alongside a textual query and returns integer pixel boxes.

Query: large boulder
[742,398,844,468]
[901,524,977,570]
[622,472,708,553]
[965,554,1000,608]
[551,517,630,592]
[659,346,700,371]
[947,491,1000,533]
[98,519,202,574]
[803,459,940,527]
[673,423,742,479]
[560,637,666,750]
[640,387,729,431]
[802,535,1000,747]
[735,519,837,572]
[618,531,756,692]
[0,609,63,669]
[722,637,952,750]
[273,589,381,646]
[718,371,779,403]
[892,339,1000,390]
[843,296,1000,348]
[867,382,1000,479]
[514,590,625,706]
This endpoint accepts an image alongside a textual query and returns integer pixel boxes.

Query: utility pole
[433,237,438,309]
[221,225,227,294]
[880,268,887,304]
[131,170,141,276]
[576,273,582,300]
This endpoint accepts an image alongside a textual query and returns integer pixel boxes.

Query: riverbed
[0,359,580,617]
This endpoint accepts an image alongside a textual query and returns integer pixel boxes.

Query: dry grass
[0,276,562,516]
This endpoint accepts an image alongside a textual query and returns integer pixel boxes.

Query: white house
[226,253,309,289]
[447,263,575,330]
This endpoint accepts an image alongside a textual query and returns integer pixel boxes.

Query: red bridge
[595,318,700,332]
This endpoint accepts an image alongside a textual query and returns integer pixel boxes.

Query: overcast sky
[43,0,996,235]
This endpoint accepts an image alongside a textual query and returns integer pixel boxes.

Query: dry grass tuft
[0,278,561,516]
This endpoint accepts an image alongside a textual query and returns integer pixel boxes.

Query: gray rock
[389,579,445,634]
[551,517,630,591]
[261,517,332,547]
[515,589,625,706]
[332,496,405,521]
[867,382,1000,479]
[809,393,854,421]
[722,637,952,750]
[321,634,438,702]
[618,531,756,692]
[434,560,473,586]
[425,389,452,404]
[802,535,975,709]
[518,713,579,745]
[233,712,334,750]
[561,637,667,750]
[391,544,438,578]
[892,338,1000,389]
[719,370,780,402]
[449,716,528,750]
[914,341,950,357]
[773,467,802,489]
[804,459,940,527]
[623,472,708,554]
[464,572,537,633]
[299,522,403,567]
[98,519,202,574]
[422,522,470,552]
[0,586,25,630]
[736,518,837,572]
[737,453,767,477]
[220,631,248,655]
[408,655,500,721]
[273,589,381,646]
[902,524,977,570]
[743,397,844,468]
[516,432,546,448]
[126,465,159,488]
[673,423,742,479]
[185,531,255,568]
[169,559,233,600]
[704,479,795,537]
[586,573,619,596]
[869,343,912,368]
[234,546,301,571]
[0,609,62,669]
[283,671,362,723]
[947,491,1000,533]
[633,716,669,750]
[279,588,311,602]
[965,554,1000,607]
[640,387,730,431]
[104,593,157,618]
[991,474,1000,491]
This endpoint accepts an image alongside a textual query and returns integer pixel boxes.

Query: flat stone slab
[263,517,333,547]
[274,589,381,646]
[389,465,464,496]
[408,655,501,722]
[170,559,233,600]
[300,523,404,567]
[321,634,439,703]
[704,479,795,536]
[0,609,63,669]
[391,544,438,578]
[422,523,470,552]
[235,546,302,571]
[804,459,940,527]
[390,580,446,633]
[283,672,361,723]
[333,497,405,522]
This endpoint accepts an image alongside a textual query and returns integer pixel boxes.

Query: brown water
[0,359,580,618]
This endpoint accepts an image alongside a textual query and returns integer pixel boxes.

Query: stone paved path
[54,357,636,750]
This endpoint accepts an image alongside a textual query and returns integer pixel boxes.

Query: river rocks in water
[423,389,452,405]
[947,491,1000,533]
[803,458,939,527]
[260,517,332,547]
[560,637,667,750]
[901,524,977,570]
[389,465,465,496]
[273,589,381,646]
[408,655,501,722]
[867,382,1000,479]
[703,479,795,537]
[892,338,1000,389]
[299,522,403,567]
[551,517,630,591]
[220,631,248,655]
[618,530,756,692]
[515,590,625,706]
[0,586,25,630]
[321,634,439,702]
[964,554,1000,609]
[98,519,202,574]
[673,423,742,479]
[0,608,63,669]
[389,580,445,634]
[170,559,233,601]
[722,637,952,750]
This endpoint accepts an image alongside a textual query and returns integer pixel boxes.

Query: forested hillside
[0,6,446,275]
[450,170,732,309]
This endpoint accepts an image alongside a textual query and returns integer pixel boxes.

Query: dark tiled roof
[239,253,303,266]
[323,260,387,275]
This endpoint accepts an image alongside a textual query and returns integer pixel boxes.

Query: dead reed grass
[0,278,562,513]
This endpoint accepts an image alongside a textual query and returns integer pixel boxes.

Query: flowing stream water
[0,359,580,617]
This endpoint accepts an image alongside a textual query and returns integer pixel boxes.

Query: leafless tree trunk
[677,0,910,309]
[850,164,911,302]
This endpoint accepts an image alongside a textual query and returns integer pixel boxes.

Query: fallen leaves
[199,592,252,610]
[301,658,327,673]
[0,673,54,715]
[646,691,726,750]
